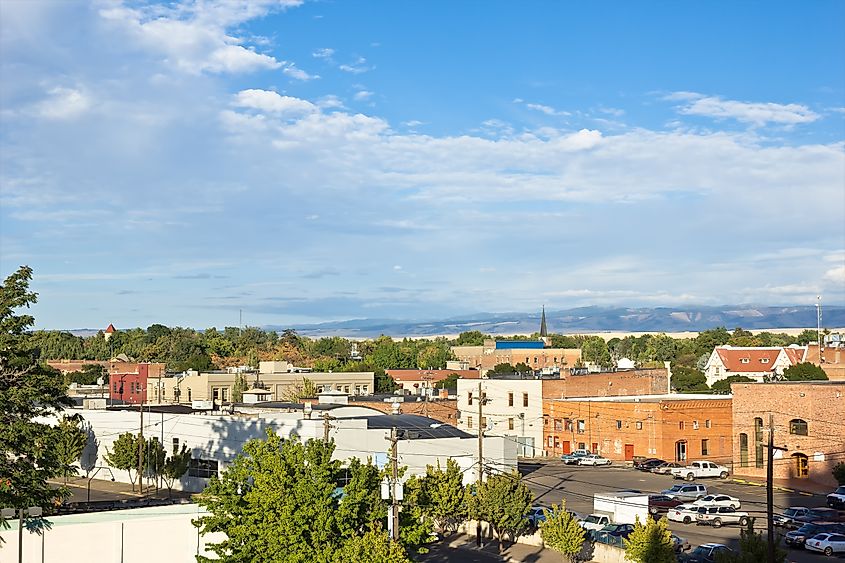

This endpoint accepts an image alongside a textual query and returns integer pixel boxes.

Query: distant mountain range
[276,305,845,338]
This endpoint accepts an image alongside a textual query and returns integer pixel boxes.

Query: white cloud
[316,95,346,109]
[353,90,373,101]
[283,64,317,80]
[233,89,317,116]
[37,87,90,119]
[515,98,570,117]
[206,44,281,73]
[824,265,845,284]
[312,48,334,59]
[403,120,424,127]
[339,56,371,74]
[667,91,820,126]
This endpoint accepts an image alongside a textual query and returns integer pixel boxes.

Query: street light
[1,506,43,563]
[87,466,116,503]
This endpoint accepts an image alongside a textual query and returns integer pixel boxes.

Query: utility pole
[476,380,484,547]
[322,412,333,443]
[138,399,145,496]
[390,426,400,542]
[422,371,433,418]
[767,413,787,563]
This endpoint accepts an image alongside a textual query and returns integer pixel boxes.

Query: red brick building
[386,369,480,393]
[731,381,845,487]
[108,363,162,404]
[543,394,733,462]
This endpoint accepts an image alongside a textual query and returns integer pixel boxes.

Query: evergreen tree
[0,266,74,512]
[231,373,247,403]
[782,362,828,381]
[539,501,585,563]
[330,528,412,563]
[623,516,676,563]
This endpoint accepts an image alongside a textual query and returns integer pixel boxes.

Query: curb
[731,478,819,497]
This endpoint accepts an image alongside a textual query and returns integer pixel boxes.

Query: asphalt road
[518,460,839,562]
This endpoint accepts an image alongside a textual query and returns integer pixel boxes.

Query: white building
[456,377,543,458]
[48,398,516,492]
[703,345,806,387]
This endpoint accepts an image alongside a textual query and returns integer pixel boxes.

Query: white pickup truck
[671,461,730,481]
[827,486,845,509]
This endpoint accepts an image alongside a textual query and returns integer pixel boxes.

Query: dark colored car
[795,507,845,524]
[634,458,665,471]
[652,461,684,475]
[648,494,684,515]
[774,507,811,529]
[591,523,635,546]
[682,543,733,562]
[785,523,845,548]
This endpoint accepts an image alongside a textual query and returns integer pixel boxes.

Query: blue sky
[1,0,844,330]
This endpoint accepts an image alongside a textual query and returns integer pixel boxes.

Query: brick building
[451,340,581,375]
[543,395,733,462]
[731,381,845,487]
[348,396,459,425]
[48,359,166,377]
[386,369,480,393]
[109,363,161,404]
[806,342,845,380]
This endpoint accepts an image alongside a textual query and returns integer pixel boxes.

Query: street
[518,460,839,562]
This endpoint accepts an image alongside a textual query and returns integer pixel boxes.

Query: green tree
[334,458,386,539]
[104,432,142,491]
[794,329,820,345]
[434,373,460,391]
[550,334,579,349]
[282,377,318,402]
[331,528,412,563]
[145,438,167,492]
[54,414,86,483]
[623,516,676,563]
[454,331,487,346]
[397,475,435,555]
[232,373,247,403]
[162,444,192,498]
[832,462,845,486]
[581,336,611,368]
[714,518,785,563]
[782,362,828,381]
[645,334,677,363]
[0,266,75,512]
[471,471,533,553]
[710,375,754,394]
[671,367,709,393]
[417,459,468,533]
[539,501,585,562]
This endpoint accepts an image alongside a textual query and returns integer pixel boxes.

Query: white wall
[0,504,223,563]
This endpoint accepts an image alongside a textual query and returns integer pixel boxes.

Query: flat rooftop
[556,393,730,403]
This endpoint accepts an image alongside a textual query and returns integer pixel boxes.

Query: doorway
[675,440,687,463]
[624,444,634,461]
[561,441,571,455]
[792,453,809,478]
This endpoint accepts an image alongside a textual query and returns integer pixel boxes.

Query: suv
[684,543,733,562]
[827,486,845,509]
[671,461,730,481]
[784,523,845,548]
[774,507,812,529]
[695,506,750,528]
[661,483,707,501]
[795,507,845,524]
[579,513,611,531]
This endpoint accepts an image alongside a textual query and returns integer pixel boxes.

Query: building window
[741,358,750,364]
[523,393,529,407]
[508,418,514,430]
[564,418,573,431]
[679,421,685,430]
[468,392,473,406]
[213,388,220,400]
[577,420,585,433]
[480,417,487,428]
[789,419,808,436]
[739,433,748,467]
[705,419,711,429]
[578,442,586,450]
[693,420,699,430]
[761,358,769,364]
[554,418,562,431]
[188,458,218,479]
[616,420,622,430]
[754,417,764,469]
[533,357,538,364]
[467,417,473,429]
[547,436,553,447]
[172,437,179,453]
[222,388,229,401]
[701,439,709,456]
[635,421,643,430]
[508,392,514,407]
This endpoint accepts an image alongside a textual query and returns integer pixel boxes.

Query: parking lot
[518,460,840,562]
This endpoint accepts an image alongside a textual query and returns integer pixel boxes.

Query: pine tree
[0,266,75,512]
[623,516,677,563]
[539,501,586,563]
[54,414,87,483]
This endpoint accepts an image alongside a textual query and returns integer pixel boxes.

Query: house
[731,381,845,487]
[703,345,807,387]
[544,394,733,462]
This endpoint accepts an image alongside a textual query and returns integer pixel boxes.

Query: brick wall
[347,398,458,425]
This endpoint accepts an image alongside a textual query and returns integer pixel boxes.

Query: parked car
[661,483,708,502]
[562,449,592,464]
[579,513,611,531]
[671,461,730,481]
[634,458,665,471]
[691,494,741,509]
[827,486,845,509]
[671,533,691,553]
[682,543,733,563]
[648,494,684,515]
[527,506,547,527]
[591,523,635,545]
[695,506,750,528]
[805,532,845,556]
[784,523,845,548]
[795,507,845,524]
[579,454,612,466]
[667,504,702,525]
[652,461,683,475]
[774,507,812,529]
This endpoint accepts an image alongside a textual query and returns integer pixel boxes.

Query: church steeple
[540,306,548,337]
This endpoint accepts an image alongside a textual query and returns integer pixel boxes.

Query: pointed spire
[540,306,548,337]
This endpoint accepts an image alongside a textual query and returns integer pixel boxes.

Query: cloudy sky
[1,0,843,330]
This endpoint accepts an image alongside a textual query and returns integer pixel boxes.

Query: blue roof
[495,340,545,349]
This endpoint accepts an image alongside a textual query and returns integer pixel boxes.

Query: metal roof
[347,414,473,439]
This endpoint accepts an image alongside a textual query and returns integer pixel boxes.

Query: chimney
[664,361,672,394]
[391,401,401,415]
[303,401,312,419]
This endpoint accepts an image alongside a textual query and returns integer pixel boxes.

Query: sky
[1,0,844,330]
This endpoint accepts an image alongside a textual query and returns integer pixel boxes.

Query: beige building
[152,361,374,405]
[452,340,581,374]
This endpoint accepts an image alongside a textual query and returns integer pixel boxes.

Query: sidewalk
[51,476,193,503]
[731,476,833,497]
[436,533,560,562]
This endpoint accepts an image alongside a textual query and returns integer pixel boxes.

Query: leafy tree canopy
[471,471,533,553]
[539,501,585,562]
[710,375,755,394]
[623,516,676,563]
[782,362,828,381]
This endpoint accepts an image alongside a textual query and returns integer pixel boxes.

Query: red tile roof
[716,348,780,372]
[386,369,480,383]
[782,347,807,365]
[105,323,116,333]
